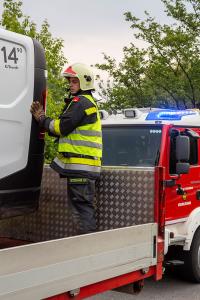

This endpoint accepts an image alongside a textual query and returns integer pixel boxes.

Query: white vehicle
[0,28,46,218]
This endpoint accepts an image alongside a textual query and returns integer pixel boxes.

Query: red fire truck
[1,28,200,300]
[1,107,200,299]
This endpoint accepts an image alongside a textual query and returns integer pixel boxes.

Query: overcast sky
[0,1,168,64]
[0,0,169,86]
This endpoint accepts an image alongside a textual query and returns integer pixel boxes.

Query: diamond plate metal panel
[95,168,154,231]
[0,166,155,242]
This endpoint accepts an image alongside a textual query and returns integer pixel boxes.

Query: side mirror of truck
[175,135,190,175]
[176,162,190,174]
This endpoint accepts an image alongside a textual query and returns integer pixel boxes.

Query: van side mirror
[175,135,190,175]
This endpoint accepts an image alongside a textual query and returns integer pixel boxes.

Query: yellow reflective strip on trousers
[58,143,102,157]
[85,107,97,115]
[54,119,61,135]
[57,154,101,166]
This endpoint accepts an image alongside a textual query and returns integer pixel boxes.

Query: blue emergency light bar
[146,109,198,121]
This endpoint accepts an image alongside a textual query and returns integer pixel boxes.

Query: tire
[182,228,200,282]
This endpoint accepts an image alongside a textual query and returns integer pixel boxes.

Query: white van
[0,28,46,218]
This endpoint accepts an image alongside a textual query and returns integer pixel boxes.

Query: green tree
[0,0,67,162]
[97,0,200,109]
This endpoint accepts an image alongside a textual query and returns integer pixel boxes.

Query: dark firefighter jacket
[40,91,102,179]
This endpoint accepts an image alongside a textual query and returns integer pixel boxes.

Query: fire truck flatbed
[0,224,157,300]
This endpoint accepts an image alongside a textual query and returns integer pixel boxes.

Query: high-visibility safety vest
[53,94,102,175]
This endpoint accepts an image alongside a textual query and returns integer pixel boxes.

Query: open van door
[0,28,46,218]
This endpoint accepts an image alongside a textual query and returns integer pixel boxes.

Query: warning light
[146,109,198,121]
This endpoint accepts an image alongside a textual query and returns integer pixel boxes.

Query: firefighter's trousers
[67,177,96,234]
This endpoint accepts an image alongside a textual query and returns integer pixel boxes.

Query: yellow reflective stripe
[83,95,101,121]
[78,122,101,131]
[54,119,61,135]
[54,157,101,173]
[73,94,101,127]
[57,154,101,166]
[85,107,97,115]
[64,134,102,144]
[58,143,102,157]
[73,129,102,137]
[59,138,102,149]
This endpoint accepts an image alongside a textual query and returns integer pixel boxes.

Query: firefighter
[30,63,102,234]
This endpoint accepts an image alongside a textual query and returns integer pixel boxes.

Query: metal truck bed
[0,166,157,299]
[0,223,157,300]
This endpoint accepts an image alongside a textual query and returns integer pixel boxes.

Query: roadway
[88,271,200,300]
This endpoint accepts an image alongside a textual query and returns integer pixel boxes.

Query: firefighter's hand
[30,101,45,122]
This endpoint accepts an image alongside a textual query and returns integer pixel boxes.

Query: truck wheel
[183,228,200,282]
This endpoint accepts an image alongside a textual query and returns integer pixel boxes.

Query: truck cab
[101,108,200,225]
[101,108,200,282]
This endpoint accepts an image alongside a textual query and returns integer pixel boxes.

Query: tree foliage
[0,0,67,161]
[96,0,200,109]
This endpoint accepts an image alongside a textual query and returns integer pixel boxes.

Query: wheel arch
[183,207,200,250]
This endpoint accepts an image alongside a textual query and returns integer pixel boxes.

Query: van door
[0,29,34,178]
[0,28,46,217]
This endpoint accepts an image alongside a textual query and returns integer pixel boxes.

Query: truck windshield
[102,126,162,167]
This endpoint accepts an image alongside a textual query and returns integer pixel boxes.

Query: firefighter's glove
[30,101,45,122]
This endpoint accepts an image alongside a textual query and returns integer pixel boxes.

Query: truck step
[165,260,184,266]
[170,235,186,246]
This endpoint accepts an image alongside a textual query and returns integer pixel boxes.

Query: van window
[102,126,162,167]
